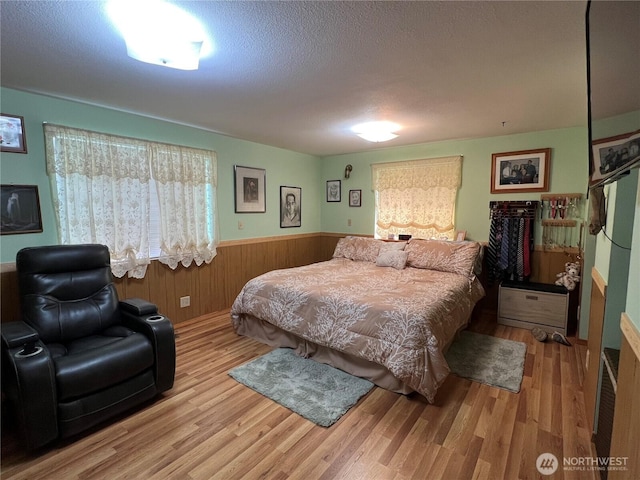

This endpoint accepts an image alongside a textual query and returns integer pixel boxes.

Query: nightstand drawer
[498,282,569,334]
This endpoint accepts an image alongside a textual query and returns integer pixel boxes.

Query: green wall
[589,110,640,346]
[0,88,593,267]
[0,88,321,263]
[320,126,589,243]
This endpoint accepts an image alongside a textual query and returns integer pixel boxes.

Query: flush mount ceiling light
[351,121,400,143]
[106,0,210,70]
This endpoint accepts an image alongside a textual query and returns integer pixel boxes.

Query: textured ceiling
[0,1,636,157]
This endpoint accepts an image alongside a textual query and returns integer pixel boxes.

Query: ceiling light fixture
[351,121,400,143]
[106,0,210,70]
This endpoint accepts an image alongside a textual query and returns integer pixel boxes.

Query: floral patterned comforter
[231,258,485,402]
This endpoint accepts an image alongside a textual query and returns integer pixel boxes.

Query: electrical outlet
[348,219,352,226]
[238,221,244,230]
[180,296,190,308]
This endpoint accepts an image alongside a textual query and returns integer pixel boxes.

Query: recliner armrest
[120,298,158,316]
[1,321,39,350]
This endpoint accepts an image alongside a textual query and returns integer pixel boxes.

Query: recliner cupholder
[15,346,43,358]
[146,315,165,322]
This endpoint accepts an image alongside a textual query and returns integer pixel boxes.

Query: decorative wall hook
[344,164,353,179]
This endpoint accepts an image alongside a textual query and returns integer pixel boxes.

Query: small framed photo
[326,180,341,202]
[590,130,640,185]
[490,148,551,193]
[349,189,361,207]
[280,186,301,228]
[455,230,467,242]
[0,113,28,154]
[234,165,266,213]
[1,185,43,235]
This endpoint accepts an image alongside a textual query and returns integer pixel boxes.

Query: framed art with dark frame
[0,184,43,235]
[326,180,341,202]
[590,130,640,185]
[280,186,301,228]
[349,189,361,207]
[490,148,551,193]
[234,165,266,213]
[0,113,28,154]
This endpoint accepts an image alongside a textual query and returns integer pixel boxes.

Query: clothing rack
[489,200,539,219]
[487,200,539,285]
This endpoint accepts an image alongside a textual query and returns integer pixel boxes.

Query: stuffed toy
[555,261,581,291]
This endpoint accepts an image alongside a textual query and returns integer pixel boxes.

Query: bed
[230,236,485,402]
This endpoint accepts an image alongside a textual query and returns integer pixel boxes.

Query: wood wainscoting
[0,235,576,326]
[0,234,342,325]
[609,313,640,479]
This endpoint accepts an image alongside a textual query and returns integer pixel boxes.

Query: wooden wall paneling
[584,268,607,434]
[223,245,245,309]
[609,315,640,479]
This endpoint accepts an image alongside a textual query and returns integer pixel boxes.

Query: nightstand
[497,280,569,335]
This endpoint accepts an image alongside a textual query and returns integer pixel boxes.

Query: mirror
[587,0,640,187]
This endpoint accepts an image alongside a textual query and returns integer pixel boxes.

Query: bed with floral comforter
[231,237,485,402]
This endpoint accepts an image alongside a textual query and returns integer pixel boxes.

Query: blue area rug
[445,330,527,393]
[229,348,374,427]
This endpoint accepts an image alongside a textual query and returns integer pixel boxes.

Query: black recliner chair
[1,244,176,450]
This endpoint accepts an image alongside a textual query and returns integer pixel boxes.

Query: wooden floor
[1,310,597,480]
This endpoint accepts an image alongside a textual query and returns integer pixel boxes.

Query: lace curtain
[44,124,218,278]
[371,156,462,240]
[151,144,218,269]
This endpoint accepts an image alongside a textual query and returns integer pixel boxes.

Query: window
[44,124,218,278]
[371,156,462,240]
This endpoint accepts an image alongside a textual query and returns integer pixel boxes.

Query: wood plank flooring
[1,311,597,480]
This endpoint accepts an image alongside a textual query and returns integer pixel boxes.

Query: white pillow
[376,250,409,270]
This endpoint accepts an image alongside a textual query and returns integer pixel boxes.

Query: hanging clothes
[487,201,538,285]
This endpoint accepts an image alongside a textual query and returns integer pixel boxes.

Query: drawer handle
[526,295,538,301]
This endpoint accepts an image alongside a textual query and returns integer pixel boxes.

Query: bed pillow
[378,241,407,252]
[332,236,382,262]
[376,250,409,269]
[405,238,481,277]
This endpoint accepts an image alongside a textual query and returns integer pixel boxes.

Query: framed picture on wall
[590,130,640,185]
[280,186,301,228]
[349,189,361,207]
[0,184,43,235]
[326,180,341,202]
[0,113,28,154]
[490,148,551,193]
[234,165,266,213]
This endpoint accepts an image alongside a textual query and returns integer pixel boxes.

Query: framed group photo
[326,180,341,202]
[490,148,551,193]
[0,184,43,235]
[590,130,640,185]
[234,165,266,213]
[0,113,27,154]
[280,186,301,228]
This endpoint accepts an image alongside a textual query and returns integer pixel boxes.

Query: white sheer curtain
[151,144,218,269]
[371,156,462,240]
[44,124,219,278]
[44,124,152,278]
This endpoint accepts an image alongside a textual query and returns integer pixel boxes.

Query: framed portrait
[455,230,467,242]
[349,189,361,207]
[0,185,43,235]
[0,113,28,154]
[590,130,640,185]
[234,165,266,213]
[280,186,301,228]
[326,180,341,202]
[490,148,551,194]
